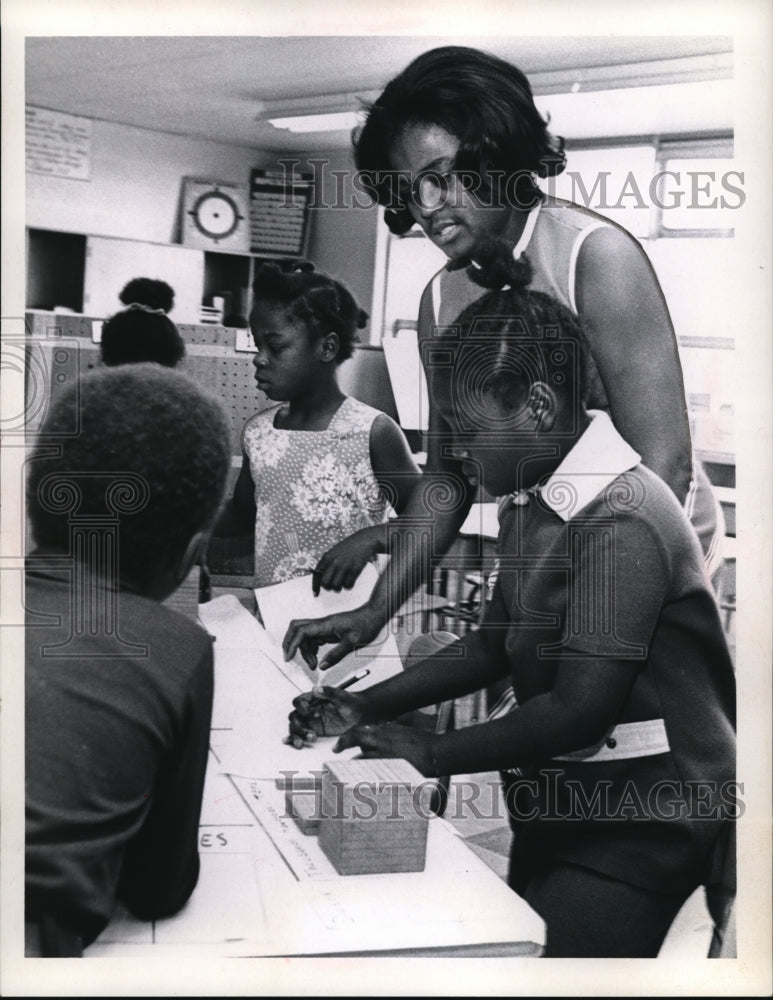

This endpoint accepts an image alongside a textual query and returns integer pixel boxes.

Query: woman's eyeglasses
[409,169,457,211]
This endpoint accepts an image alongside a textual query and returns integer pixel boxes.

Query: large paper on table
[199,595,370,778]
[254,563,403,690]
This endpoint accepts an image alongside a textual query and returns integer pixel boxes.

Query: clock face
[189,190,242,241]
[181,179,249,251]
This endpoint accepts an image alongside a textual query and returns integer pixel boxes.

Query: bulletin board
[248,168,313,256]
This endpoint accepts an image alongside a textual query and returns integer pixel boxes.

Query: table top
[84,596,544,959]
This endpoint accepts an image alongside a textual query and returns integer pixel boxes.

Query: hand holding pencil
[285,671,372,749]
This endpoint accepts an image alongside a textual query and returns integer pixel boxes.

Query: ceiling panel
[25,35,733,150]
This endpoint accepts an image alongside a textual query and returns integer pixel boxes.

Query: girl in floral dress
[215,262,421,591]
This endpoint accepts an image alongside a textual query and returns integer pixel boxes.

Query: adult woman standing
[284,45,723,671]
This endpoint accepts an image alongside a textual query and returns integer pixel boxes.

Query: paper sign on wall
[26,106,92,180]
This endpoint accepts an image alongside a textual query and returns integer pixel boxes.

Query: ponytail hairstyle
[119,277,175,314]
[251,260,368,362]
[353,46,566,235]
[449,252,589,420]
[100,305,186,368]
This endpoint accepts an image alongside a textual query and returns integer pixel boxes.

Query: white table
[84,596,544,959]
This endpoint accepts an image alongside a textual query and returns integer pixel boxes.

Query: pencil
[337,669,370,690]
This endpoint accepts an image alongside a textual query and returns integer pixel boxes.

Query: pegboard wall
[178,352,272,455]
[176,323,237,347]
[23,314,272,455]
[23,314,400,458]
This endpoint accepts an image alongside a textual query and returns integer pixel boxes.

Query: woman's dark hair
[119,277,175,314]
[353,46,566,235]
[100,306,186,368]
[250,261,367,362]
[450,253,589,419]
[27,364,231,593]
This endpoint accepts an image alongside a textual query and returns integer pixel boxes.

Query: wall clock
[181,178,249,252]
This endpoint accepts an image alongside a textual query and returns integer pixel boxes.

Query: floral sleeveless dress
[243,396,389,588]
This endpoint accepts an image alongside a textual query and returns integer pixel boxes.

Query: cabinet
[26,228,275,326]
[81,236,205,324]
[26,229,87,313]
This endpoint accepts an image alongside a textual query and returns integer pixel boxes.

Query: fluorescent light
[267,111,361,134]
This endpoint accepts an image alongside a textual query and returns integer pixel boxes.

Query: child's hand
[283,605,385,670]
[286,685,371,748]
[312,529,381,595]
[333,722,438,778]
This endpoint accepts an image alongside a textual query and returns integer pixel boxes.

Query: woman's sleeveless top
[428,199,723,582]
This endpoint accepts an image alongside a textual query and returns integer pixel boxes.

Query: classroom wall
[25,118,273,244]
[25,119,380,317]
[290,150,380,320]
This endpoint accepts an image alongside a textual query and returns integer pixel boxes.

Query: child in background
[214,261,421,591]
[25,365,231,955]
[119,276,175,314]
[287,259,736,959]
[100,303,186,368]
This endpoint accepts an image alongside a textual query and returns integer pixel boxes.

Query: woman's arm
[336,653,640,778]
[575,225,693,504]
[284,285,475,669]
[285,446,473,667]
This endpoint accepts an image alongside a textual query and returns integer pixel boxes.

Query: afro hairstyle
[100,307,186,368]
[119,277,175,313]
[27,364,232,593]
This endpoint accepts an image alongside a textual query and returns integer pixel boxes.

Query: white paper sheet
[199,594,267,649]
[229,775,487,884]
[199,595,362,777]
[254,566,404,690]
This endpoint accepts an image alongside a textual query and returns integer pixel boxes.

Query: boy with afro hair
[25,364,231,955]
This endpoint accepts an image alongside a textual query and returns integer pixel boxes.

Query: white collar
[502,410,641,522]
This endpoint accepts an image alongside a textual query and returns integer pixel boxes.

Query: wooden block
[318,759,429,875]
[323,758,425,786]
[281,773,324,835]
[321,759,428,819]
[319,819,428,875]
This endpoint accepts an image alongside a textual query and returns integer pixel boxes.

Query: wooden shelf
[25,227,304,324]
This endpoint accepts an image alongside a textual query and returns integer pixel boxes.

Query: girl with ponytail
[288,259,736,959]
[212,261,420,590]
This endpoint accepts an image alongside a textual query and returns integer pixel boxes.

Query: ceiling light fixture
[253,53,731,136]
[255,91,377,135]
[266,111,362,134]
